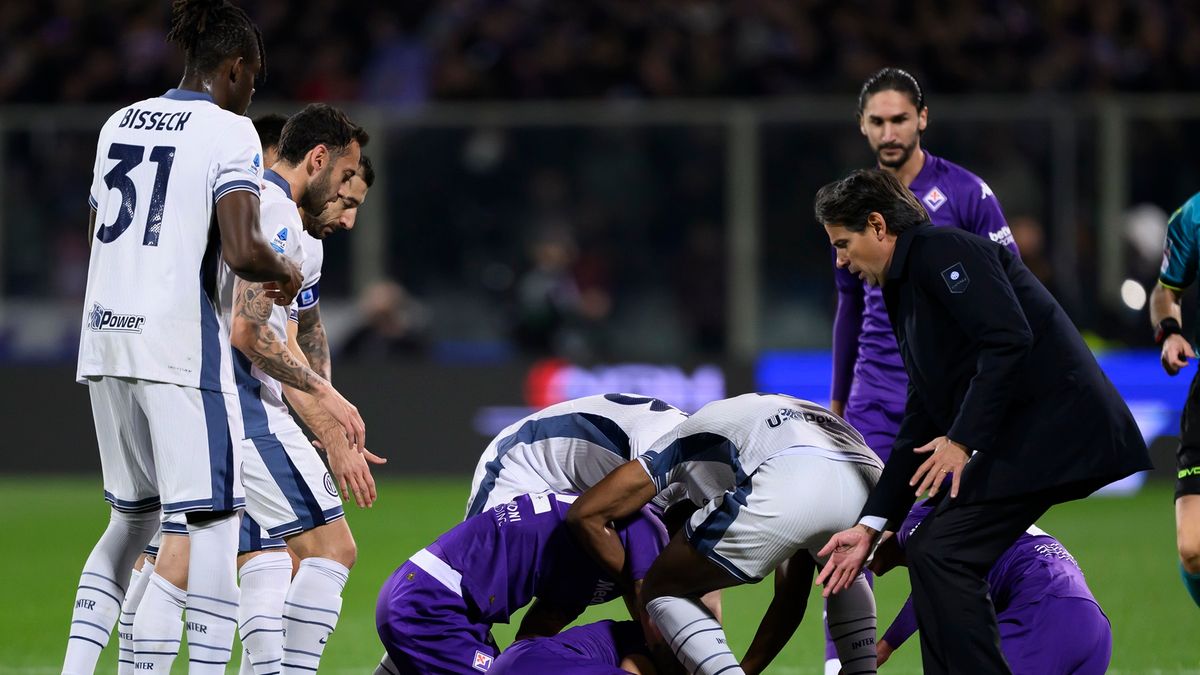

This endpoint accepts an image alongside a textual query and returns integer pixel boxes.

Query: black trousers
[905,492,1059,675]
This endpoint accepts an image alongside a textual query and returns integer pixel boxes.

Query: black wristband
[1156,317,1183,345]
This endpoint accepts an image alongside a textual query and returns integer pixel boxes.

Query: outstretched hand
[815,525,874,598]
[910,436,968,499]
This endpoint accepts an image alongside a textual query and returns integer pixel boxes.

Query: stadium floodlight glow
[1120,279,1147,311]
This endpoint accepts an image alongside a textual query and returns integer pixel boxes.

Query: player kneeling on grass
[491,620,656,675]
[568,393,884,675]
[374,492,668,675]
[870,499,1111,674]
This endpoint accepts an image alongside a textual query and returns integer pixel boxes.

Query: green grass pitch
[1,476,1196,674]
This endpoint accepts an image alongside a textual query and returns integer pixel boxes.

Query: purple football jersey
[491,620,646,674]
[431,493,668,624]
[832,152,1017,458]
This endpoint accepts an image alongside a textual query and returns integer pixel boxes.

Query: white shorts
[241,407,344,540]
[89,376,244,515]
[684,452,881,582]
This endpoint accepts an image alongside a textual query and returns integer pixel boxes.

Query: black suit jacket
[861,225,1152,528]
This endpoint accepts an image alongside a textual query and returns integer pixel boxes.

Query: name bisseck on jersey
[117,108,192,132]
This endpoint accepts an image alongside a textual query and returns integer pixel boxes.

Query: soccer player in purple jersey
[869,501,1111,674]
[374,493,668,675]
[490,620,655,675]
[824,67,1019,674]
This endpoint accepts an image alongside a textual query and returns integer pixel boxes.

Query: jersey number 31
[95,143,175,246]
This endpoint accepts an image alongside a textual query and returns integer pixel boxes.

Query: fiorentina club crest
[923,186,948,212]
[472,650,493,672]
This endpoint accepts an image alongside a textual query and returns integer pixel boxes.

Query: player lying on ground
[374,492,668,675]
[569,393,884,675]
[490,620,657,675]
[870,499,1111,674]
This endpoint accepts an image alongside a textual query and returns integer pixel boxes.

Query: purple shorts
[1000,597,1111,674]
[376,560,499,674]
[844,394,904,462]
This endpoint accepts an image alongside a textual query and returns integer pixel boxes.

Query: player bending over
[491,620,657,675]
[871,500,1111,673]
[568,393,883,675]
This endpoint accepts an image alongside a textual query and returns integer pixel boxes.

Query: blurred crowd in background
[3,0,1200,103]
[1,0,1198,364]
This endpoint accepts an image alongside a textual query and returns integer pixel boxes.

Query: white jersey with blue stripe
[297,229,323,311]
[638,393,883,506]
[465,393,688,517]
[224,169,306,437]
[77,88,264,392]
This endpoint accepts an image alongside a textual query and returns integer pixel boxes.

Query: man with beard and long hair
[821,68,1019,675]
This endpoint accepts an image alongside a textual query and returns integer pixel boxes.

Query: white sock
[185,514,242,673]
[374,652,400,675]
[826,573,877,675]
[281,558,349,673]
[646,595,743,675]
[63,509,157,675]
[238,552,292,675]
[132,573,186,672]
[118,560,155,675]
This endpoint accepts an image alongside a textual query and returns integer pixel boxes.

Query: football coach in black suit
[811,169,1151,674]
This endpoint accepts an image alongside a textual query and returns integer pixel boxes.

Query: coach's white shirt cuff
[858,515,888,533]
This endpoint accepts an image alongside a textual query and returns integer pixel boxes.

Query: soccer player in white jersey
[226,103,375,674]
[62,2,305,674]
[235,145,378,675]
[568,393,884,675]
[465,393,689,518]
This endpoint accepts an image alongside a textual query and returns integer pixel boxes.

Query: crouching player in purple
[375,492,668,675]
[491,620,655,675]
[871,501,1111,674]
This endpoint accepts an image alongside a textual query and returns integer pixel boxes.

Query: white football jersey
[465,393,688,517]
[297,229,323,311]
[224,169,306,437]
[78,88,264,391]
[638,393,883,506]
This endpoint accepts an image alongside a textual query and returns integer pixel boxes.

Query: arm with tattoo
[297,305,331,381]
[231,278,324,394]
[230,276,367,450]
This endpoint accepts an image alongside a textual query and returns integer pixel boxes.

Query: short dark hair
[276,103,363,166]
[252,113,288,152]
[814,169,929,235]
[167,0,265,77]
[858,67,925,113]
[357,154,375,188]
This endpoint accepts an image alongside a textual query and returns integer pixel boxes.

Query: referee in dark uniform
[811,169,1151,674]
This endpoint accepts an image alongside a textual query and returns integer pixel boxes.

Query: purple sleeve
[880,595,918,649]
[960,180,1019,255]
[831,250,865,403]
[620,506,670,581]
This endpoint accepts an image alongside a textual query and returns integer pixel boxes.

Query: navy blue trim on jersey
[102,491,161,513]
[249,431,339,538]
[162,496,246,513]
[88,194,98,210]
[162,88,214,103]
[240,513,287,552]
[197,256,236,511]
[263,505,345,540]
[465,412,633,517]
[161,520,189,535]
[214,179,260,203]
[641,432,745,492]
[685,481,756,583]
[233,351,272,438]
[263,169,292,201]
